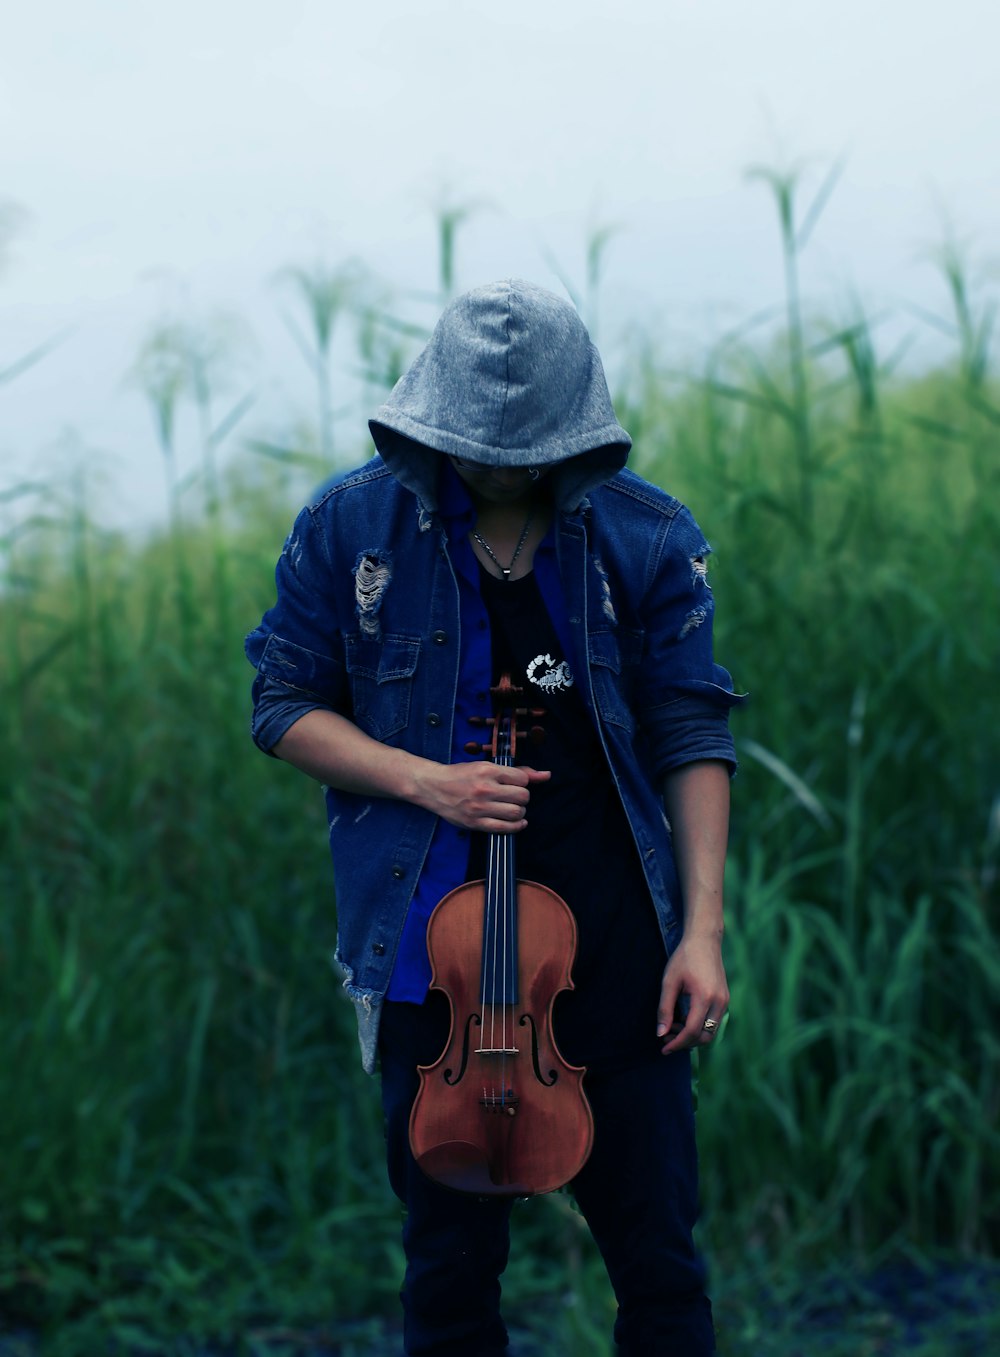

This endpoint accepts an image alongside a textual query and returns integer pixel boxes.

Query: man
[246,280,742,1355]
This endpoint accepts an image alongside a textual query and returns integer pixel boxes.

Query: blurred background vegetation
[1,172,997,1355]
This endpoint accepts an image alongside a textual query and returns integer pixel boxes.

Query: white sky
[2,0,998,528]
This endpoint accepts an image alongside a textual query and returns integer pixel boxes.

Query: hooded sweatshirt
[369,279,631,511]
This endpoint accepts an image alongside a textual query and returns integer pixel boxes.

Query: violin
[408,674,594,1196]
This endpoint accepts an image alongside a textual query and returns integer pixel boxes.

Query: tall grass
[1,183,997,1353]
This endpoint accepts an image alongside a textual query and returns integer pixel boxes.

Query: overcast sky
[2,0,998,527]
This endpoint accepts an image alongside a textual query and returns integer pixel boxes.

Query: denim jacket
[245,456,742,1072]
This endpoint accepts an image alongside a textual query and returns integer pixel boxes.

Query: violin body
[409,875,594,1196]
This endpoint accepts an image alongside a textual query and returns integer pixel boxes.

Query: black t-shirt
[467,566,667,1073]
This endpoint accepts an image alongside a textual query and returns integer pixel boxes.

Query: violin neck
[481,746,519,1006]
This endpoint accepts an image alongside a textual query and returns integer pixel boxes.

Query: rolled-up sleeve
[641,688,743,778]
[635,505,746,779]
[244,504,349,753]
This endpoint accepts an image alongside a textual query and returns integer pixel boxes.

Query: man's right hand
[413,760,551,832]
[274,708,550,832]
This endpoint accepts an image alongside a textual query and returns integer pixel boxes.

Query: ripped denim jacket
[245,458,743,1071]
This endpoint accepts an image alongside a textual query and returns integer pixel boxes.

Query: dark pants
[379,997,716,1356]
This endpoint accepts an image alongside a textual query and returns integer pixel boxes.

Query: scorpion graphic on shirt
[526,653,574,693]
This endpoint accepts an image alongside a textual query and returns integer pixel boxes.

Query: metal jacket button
[372,942,386,955]
[432,630,447,645]
[427,712,441,727]
[391,866,405,879]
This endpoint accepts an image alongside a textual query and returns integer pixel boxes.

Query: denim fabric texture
[245,459,742,1071]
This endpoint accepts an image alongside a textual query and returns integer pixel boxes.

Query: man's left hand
[655,933,729,1054]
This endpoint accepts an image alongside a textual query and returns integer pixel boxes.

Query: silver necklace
[472,512,533,581]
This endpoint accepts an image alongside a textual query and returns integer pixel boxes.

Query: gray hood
[369,280,631,512]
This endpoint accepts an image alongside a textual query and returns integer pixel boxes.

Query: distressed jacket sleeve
[244,503,350,753]
[635,504,745,779]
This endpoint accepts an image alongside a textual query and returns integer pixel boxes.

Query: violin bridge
[474,1046,519,1055]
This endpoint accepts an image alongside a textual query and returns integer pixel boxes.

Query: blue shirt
[386,465,486,999]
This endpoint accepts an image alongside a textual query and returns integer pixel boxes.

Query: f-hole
[443,1012,480,1085]
[519,1013,558,1086]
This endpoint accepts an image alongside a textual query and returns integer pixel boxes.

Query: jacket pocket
[345,632,421,741]
[588,628,641,735]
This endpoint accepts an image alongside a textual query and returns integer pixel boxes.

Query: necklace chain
[472,512,533,581]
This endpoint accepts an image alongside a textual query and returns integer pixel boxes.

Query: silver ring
[527,467,540,481]
[702,1018,718,1032]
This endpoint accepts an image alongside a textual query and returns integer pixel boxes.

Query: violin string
[488,831,498,1057]
[482,705,518,1109]
[502,721,510,1091]
[486,717,507,1076]
[500,719,509,1099]
[483,839,490,1045]
[500,715,511,1103]
[502,809,510,1095]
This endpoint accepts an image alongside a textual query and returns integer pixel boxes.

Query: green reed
[634,176,1000,1275]
[0,189,997,1352]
